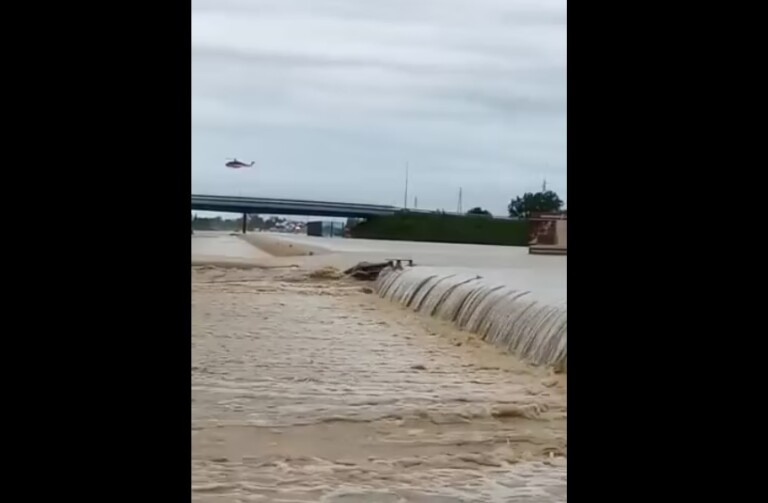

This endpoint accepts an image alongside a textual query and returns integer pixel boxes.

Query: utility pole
[404,163,409,209]
[457,187,463,214]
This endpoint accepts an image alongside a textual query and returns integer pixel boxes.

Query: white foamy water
[376,267,566,370]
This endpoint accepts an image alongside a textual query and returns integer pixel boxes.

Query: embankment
[375,266,566,371]
[239,232,331,257]
[350,213,530,246]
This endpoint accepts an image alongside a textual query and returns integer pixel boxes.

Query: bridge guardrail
[192,195,398,210]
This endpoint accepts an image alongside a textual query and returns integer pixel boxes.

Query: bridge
[192,194,404,232]
[191,194,511,233]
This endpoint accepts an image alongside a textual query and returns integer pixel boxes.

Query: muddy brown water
[192,263,566,502]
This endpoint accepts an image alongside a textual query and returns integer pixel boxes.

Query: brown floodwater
[192,263,566,502]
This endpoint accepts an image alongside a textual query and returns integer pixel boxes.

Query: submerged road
[236,231,567,298]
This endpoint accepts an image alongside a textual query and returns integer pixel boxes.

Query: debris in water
[491,403,545,419]
[360,287,374,294]
[308,266,344,280]
[410,364,427,370]
[344,259,414,281]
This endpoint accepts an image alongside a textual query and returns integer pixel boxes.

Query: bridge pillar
[242,213,247,234]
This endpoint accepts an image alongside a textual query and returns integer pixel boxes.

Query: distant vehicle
[225,158,255,169]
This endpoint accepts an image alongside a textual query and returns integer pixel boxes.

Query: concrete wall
[555,220,567,247]
[529,217,567,254]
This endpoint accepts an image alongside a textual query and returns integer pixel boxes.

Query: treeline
[465,190,565,218]
[348,189,564,246]
[350,213,530,246]
[191,215,288,231]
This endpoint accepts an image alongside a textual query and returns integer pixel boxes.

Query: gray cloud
[192,0,567,215]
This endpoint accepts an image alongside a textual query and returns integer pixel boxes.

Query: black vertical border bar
[36,0,196,499]
[563,2,721,500]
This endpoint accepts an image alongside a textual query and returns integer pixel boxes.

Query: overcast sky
[192,0,566,216]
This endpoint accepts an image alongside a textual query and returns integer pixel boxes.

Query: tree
[466,207,492,216]
[247,214,265,231]
[508,190,563,218]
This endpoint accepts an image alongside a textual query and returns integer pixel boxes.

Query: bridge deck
[190,194,510,219]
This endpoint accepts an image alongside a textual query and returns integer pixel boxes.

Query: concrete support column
[242,213,247,234]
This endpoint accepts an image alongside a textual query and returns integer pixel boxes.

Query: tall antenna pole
[457,187,463,214]
[404,162,409,209]
[414,196,418,209]
[542,177,547,192]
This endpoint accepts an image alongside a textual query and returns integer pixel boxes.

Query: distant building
[306,220,344,237]
[528,212,567,255]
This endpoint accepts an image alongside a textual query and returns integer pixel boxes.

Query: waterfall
[375,267,566,370]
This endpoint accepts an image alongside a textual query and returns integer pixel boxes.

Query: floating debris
[344,259,415,281]
[308,266,344,280]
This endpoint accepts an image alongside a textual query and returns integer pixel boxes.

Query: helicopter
[225,158,255,169]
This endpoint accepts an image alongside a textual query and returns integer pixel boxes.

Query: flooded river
[192,234,566,502]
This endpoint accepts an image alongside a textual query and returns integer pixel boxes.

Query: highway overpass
[191,194,401,219]
[191,194,514,234]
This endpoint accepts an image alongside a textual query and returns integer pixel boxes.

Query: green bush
[350,212,529,246]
